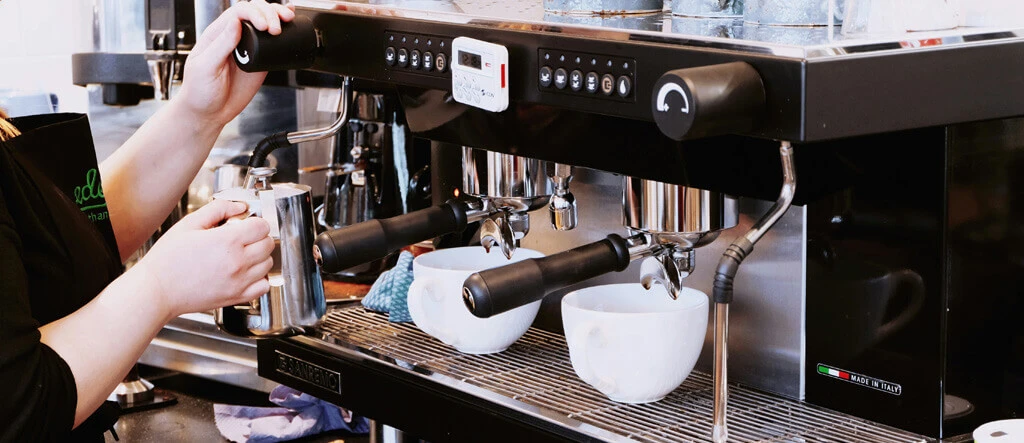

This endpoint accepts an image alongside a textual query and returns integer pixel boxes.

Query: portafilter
[313,147,578,274]
[462,176,739,318]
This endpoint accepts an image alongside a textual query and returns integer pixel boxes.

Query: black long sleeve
[0,114,123,442]
[0,176,79,442]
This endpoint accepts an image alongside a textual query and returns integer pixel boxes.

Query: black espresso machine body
[250,3,1024,441]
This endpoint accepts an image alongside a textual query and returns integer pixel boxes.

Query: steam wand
[711,141,796,443]
[244,77,353,177]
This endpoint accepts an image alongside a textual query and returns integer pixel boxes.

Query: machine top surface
[296,0,1023,59]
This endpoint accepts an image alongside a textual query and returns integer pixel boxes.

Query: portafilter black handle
[234,15,318,73]
[463,234,632,318]
[314,201,472,274]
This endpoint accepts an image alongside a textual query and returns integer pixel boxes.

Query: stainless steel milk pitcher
[213,167,326,337]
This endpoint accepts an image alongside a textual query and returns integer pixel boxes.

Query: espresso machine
[229,1,1022,441]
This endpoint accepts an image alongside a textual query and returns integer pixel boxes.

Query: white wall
[0,0,90,115]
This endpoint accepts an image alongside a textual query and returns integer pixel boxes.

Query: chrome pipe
[742,141,796,245]
[711,140,797,443]
[286,77,353,145]
[712,302,729,443]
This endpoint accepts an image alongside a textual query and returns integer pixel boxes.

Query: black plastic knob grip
[652,61,765,140]
[315,202,470,274]
[234,15,318,73]
[463,234,632,318]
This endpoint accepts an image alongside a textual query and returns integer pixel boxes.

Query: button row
[384,33,452,77]
[539,66,631,98]
[386,46,448,73]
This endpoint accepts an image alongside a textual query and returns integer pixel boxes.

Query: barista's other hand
[175,0,295,128]
[136,199,275,320]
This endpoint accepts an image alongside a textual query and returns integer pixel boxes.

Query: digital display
[458,50,482,70]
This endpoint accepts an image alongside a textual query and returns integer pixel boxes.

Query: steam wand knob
[652,62,765,140]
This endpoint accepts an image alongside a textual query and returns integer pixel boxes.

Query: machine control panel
[384,31,451,76]
[538,49,635,102]
[451,37,509,113]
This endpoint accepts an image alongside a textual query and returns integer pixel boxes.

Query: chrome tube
[711,140,797,443]
[286,77,353,145]
[741,141,796,245]
[712,302,729,443]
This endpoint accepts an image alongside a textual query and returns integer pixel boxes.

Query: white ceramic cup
[407,247,544,354]
[562,283,709,404]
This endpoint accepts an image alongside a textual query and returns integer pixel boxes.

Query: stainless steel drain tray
[283,306,931,443]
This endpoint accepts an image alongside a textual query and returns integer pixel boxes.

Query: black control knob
[652,62,765,140]
[234,15,319,72]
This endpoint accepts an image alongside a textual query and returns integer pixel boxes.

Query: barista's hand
[174,0,295,129]
[135,199,275,320]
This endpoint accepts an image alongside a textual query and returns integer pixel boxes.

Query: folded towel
[361,250,415,322]
[214,385,370,443]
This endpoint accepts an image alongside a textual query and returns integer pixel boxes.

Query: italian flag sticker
[818,364,850,380]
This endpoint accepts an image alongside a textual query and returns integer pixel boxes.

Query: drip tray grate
[314,307,928,443]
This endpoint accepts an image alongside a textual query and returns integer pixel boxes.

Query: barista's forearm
[38,266,173,428]
[100,99,224,261]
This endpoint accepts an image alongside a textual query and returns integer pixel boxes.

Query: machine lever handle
[462,234,632,318]
[234,15,319,72]
[314,201,471,274]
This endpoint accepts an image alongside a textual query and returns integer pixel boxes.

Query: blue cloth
[213,385,370,443]
[361,251,415,323]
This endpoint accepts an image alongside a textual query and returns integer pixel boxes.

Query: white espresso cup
[407,247,544,354]
[562,284,709,403]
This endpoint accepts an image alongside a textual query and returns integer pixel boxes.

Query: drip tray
[310,306,928,443]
